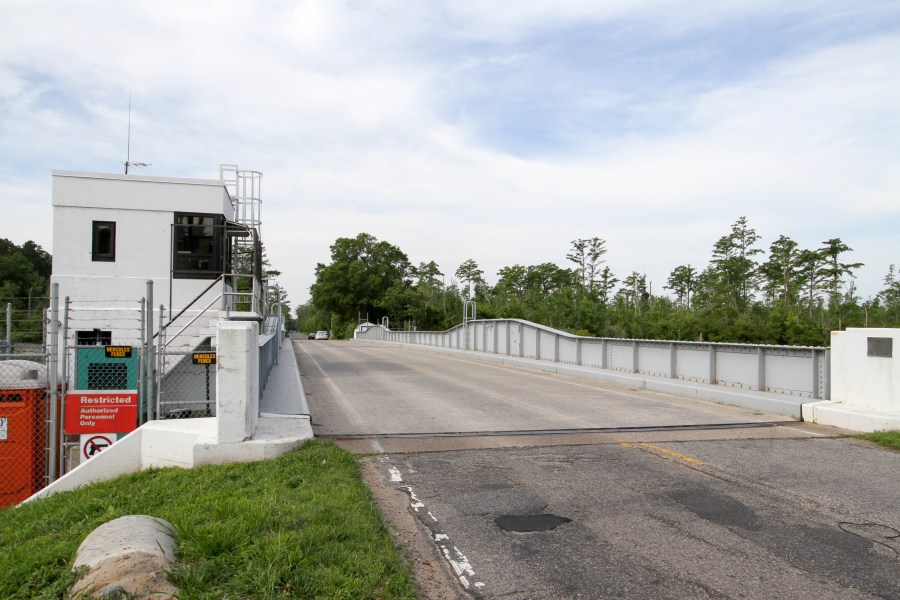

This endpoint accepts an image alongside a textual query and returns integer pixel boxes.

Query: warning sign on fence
[0,417,7,440]
[81,434,113,459]
[104,345,133,358]
[192,352,216,365]
[65,390,138,434]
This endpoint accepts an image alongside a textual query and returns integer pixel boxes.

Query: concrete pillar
[831,328,899,414]
[215,321,259,444]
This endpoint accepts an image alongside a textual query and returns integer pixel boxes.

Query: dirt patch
[69,552,179,599]
[359,458,470,600]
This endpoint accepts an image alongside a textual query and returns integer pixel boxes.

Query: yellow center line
[637,442,706,465]
[619,441,706,466]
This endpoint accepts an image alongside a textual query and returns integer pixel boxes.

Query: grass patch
[852,430,900,451]
[0,440,415,599]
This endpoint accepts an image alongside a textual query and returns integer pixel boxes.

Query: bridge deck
[295,339,791,438]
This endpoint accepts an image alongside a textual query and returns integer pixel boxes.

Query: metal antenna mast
[125,92,150,174]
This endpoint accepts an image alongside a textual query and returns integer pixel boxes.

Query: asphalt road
[296,339,900,600]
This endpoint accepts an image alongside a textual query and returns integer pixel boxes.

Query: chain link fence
[157,333,218,419]
[2,299,50,354]
[1,284,273,508]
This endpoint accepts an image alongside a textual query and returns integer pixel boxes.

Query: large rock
[70,515,179,599]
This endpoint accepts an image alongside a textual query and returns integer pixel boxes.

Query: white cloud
[1,0,898,308]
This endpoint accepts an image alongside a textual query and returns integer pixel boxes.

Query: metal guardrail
[258,315,283,396]
[356,319,830,400]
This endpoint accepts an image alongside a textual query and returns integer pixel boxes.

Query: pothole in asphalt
[495,514,571,532]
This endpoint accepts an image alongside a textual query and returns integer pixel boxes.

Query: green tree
[0,239,52,343]
[310,233,412,336]
[665,265,696,310]
[819,238,863,310]
[760,235,801,307]
[595,267,618,307]
[708,217,762,314]
[879,264,900,323]
[566,237,607,293]
[455,259,485,299]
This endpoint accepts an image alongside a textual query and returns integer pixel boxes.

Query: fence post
[632,340,638,373]
[601,339,607,369]
[519,322,524,358]
[554,334,560,363]
[709,344,717,384]
[59,296,70,473]
[5,302,10,353]
[145,281,154,421]
[535,326,541,360]
[139,297,145,426]
[576,338,582,366]
[156,305,164,420]
[47,283,59,483]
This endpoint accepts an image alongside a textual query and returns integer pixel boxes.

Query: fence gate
[157,334,218,420]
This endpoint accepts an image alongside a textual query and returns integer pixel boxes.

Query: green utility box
[75,346,139,390]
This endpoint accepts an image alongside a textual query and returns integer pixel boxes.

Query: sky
[2,0,899,307]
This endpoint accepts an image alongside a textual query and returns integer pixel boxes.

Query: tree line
[299,218,899,345]
[0,239,52,343]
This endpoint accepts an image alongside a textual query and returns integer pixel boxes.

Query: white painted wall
[51,170,236,346]
[830,328,899,415]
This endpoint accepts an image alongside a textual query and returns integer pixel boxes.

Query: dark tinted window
[76,330,112,346]
[173,213,225,279]
[92,221,116,261]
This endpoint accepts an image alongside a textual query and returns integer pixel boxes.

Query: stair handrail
[154,274,225,340]
[162,292,224,349]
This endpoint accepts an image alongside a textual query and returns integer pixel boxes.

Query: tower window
[173,213,226,279]
[92,221,116,261]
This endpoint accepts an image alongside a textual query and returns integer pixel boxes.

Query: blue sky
[2,0,899,305]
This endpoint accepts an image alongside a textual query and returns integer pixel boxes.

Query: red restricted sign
[65,390,138,434]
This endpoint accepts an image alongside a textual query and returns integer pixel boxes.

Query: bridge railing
[355,319,830,400]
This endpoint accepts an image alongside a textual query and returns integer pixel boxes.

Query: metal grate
[87,362,128,390]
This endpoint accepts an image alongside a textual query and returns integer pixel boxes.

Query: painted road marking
[386,461,486,593]
[777,426,827,437]
[620,441,707,467]
[389,466,403,483]
[637,442,706,465]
